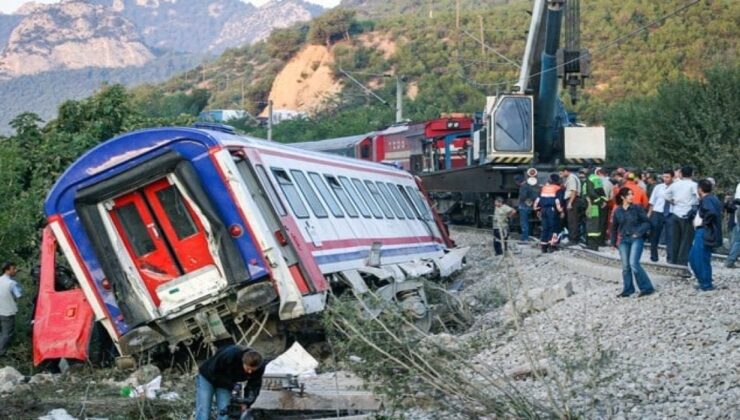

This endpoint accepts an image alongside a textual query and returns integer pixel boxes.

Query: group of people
[492,165,740,297]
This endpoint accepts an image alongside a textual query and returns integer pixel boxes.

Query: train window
[364,180,395,219]
[398,185,422,219]
[325,175,358,218]
[340,176,371,218]
[114,203,156,256]
[271,168,309,219]
[360,144,371,158]
[291,170,328,218]
[376,182,405,219]
[254,164,287,217]
[155,185,199,240]
[308,172,344,218]
[390,183,416,219]
[352,178,383,219]
[405,186,432,220]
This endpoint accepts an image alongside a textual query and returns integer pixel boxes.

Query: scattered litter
[265,342,318,378]
[129,375,161,399]
[159,391,180,401]
[38,408,76,420]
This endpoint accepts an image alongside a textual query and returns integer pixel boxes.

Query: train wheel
[398,289,432,334]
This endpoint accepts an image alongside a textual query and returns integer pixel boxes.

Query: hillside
[144,0,737,138]
[0,0,325,133]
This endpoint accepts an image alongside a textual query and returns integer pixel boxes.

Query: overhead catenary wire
[455,0,704,90]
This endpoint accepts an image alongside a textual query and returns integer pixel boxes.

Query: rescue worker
[196,345,265,420]
[621,172,649,208]
[581,168,608,250]
[534,174,564,253]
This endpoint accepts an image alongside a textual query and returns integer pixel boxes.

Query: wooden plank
[251,390,381,411]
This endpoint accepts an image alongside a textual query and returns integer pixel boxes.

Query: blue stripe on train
[314,244,443,265]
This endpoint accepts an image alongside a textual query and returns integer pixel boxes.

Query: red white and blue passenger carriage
[34,124,467,365]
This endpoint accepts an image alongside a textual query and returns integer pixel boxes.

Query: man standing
[726,182,740,268]
[689,179,722,291]
[664,166,698,265]
[596,168,614,246]
[0,262,22,357]
[647,169,674,262]
[517,175,539,242]
[196,345,265,420]
[559,166,581,244]
[492,197,516,256]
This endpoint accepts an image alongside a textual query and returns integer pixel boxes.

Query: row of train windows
[255,164,432,222]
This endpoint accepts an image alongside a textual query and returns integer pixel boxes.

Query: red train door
[108,178,216,306]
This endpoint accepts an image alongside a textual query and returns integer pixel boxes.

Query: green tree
[606,66,740,189]
[308,8,357,47]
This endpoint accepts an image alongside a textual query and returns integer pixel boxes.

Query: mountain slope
[0,1,154,79]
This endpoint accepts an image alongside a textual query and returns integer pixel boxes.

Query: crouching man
[196,345,265,420]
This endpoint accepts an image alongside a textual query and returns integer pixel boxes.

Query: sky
[0,0,341,14]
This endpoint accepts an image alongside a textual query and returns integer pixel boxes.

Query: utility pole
[479,16,485,56]
[456,0,460,29]
[267,100,273,141]
[395,76,403,123]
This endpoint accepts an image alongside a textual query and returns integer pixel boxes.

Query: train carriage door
[108,178,217,307]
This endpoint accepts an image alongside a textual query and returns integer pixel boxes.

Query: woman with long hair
[610,188,655,297]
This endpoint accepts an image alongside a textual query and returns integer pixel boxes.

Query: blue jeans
[727,224,740,267]
[649,213,665,262]
[195,374,231,420]
[689,228,713,290]
[618,237,654,295]
[519,206,532,241]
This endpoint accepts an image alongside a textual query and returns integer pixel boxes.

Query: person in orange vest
[621,172,649,209]
[534,174,564,253]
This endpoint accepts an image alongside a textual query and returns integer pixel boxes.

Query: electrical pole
[396,76,403,123]
[479,16,485,56]
[267,100,273,141]
[456,0,460,29]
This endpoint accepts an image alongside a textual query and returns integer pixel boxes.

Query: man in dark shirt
[196,345,265,420]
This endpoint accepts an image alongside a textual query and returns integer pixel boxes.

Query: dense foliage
[605,66,740,189]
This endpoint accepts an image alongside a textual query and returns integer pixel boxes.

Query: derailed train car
[33,124,467,365]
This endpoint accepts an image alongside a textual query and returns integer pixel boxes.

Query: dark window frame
[376,182,405,219]
[352,178,383,219]
[364,180,395,219]
[325,175,359,218]
[271,168,310,219]
[254,164,287,217]
[290,170,329,218]
[115,202,156,257]
[390,183,416,219]
[340,176,371,218]
[308,172,344,218]
[155,185,199,240]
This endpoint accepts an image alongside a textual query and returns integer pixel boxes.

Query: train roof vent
[192,122,236,134]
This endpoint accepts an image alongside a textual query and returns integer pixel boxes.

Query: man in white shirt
[663,166,698,265]
[726,182,740,268]
[596,167,614,245]
[0,262,22,357]
[648,169,674,262]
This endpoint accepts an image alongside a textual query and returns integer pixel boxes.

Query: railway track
[449,225,712,278]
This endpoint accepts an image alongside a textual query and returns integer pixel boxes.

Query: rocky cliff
[0,1,154,79]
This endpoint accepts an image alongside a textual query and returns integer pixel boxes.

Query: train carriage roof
[289,133,373,152]
[45,127,410,216]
